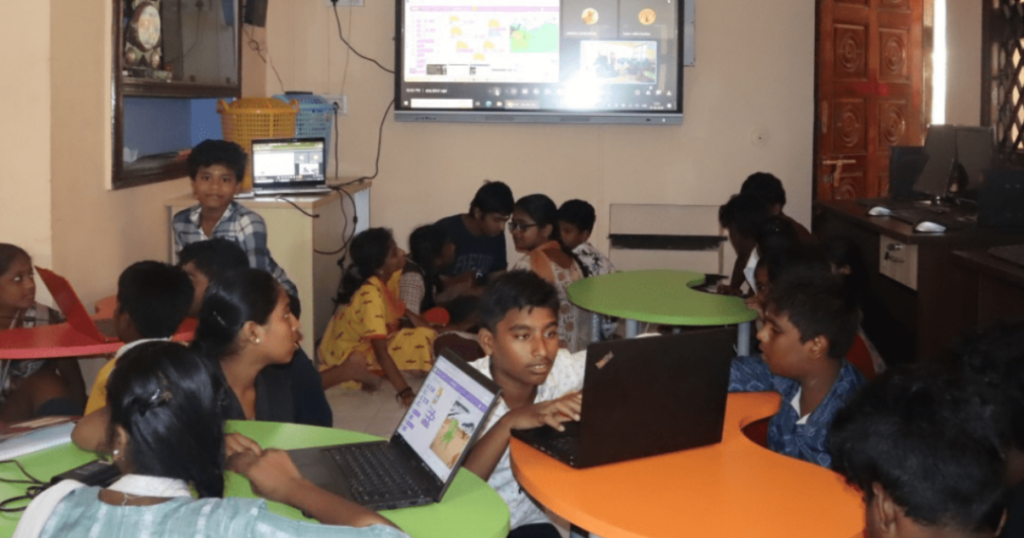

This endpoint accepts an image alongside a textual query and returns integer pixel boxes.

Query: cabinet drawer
[879,237,918,290]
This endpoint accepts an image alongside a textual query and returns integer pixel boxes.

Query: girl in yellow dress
[319,228,435,406]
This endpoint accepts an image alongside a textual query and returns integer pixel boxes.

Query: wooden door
[816,0,925,200]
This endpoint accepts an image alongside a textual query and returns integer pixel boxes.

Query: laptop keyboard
[327,445,430,503]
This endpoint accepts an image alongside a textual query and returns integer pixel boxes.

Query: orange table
[510,392,865,538]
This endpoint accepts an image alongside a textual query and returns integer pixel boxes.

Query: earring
[254,337,261,345]
[112,449,120,461]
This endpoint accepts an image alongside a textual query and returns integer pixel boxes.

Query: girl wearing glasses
[508,195,590,352]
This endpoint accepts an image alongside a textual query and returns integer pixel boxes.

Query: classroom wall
[253,0,816,258]
[49,0,190,306]
[0,1,54,272]
[945,0,982,126]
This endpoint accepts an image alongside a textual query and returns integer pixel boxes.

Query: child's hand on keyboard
[230,449,306,504]
[507,391,582,432]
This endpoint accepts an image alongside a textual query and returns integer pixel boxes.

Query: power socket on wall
[323,95,347,115]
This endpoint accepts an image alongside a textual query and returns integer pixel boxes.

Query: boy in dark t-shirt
[436,180,514,279]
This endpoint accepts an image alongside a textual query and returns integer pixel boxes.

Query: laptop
[249,137,332,196]
[34,267,118,342]
[512,328,735,469]
[288,354,501,510]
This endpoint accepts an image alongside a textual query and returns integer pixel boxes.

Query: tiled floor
[324,379,572,538]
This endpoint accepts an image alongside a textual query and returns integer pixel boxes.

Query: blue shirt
[435,214,507,275]
[172,202,298,298]
[728,355,865,468]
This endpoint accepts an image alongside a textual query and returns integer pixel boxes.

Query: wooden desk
[510,392,864,538]
[814,201,1024,363]
[951,248,1024,327]
[0,421,510,538]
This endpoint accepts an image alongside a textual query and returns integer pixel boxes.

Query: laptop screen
[395,356,496,483]
[251,138,326,187]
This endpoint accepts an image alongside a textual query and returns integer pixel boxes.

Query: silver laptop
[250,137,332,196]
[288,354,501,510]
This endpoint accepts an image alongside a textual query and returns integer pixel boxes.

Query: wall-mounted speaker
[244,0,268,27]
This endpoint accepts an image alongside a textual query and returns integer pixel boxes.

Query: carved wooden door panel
[816,0,925,200]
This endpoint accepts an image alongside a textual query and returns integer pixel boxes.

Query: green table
[0,421,510,538]
[567,269,758,353]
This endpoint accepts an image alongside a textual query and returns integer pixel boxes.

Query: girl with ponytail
[508,194,591,351]
[32,341,404,538]
[319,228,436,406]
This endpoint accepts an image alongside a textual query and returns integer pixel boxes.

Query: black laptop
[512,328,735,469]
[288,354,501,510]
[248,137,332,196]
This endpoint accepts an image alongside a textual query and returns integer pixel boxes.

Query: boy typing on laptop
[464,271,584,538]
[728,277,866,469]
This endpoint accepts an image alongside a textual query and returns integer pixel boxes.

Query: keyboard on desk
[887,208,975,230]
[989,244,1024,268]
[327,444,431,503]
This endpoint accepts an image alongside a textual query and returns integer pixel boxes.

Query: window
[983,0,1024,161]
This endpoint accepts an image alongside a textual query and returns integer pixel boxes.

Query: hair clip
[139,384,172,417]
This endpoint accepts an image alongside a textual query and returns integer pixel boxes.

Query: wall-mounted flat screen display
[394,0,684,124]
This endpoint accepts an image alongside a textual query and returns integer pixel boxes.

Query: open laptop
[34,267,118,342]
[512,328,735,469]
[288,354,501,510]
[249,137,332,196]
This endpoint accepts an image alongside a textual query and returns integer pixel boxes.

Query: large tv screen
[394,0,684,124]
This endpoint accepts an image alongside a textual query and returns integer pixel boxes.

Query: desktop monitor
[954,126,995,195]
[394,0,685,124]
[915,125,958,200]
[888,146,928,200]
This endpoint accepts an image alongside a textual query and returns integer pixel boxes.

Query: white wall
[255,0,817,258]
[0,2,53,271]
[945,0,982,126]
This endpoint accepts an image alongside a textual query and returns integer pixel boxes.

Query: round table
[0,421,510,538]
[567,270,758,352]
[510,392,865,538]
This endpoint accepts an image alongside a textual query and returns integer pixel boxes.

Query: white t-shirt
[743,249,760,293]
[470,349,586,529]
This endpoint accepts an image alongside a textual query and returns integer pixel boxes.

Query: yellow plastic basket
[217,98,299,191]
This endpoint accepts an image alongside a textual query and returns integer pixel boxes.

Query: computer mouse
[867,206,892,217]
[914,220,946,233]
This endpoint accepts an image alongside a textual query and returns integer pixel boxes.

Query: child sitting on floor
[464,271,584,538]
[0,244,86,421]
[558,199,617,338]
[319,228,436,406]
[171,139,300,316]
[84,261,194,415]
[830,368,1007,538]
[729,277,865,468]
[510,194,589,351]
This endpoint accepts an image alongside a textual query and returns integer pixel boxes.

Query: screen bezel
[250,137,327,188]
[393,0,685,124]
[390,354,502,495]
